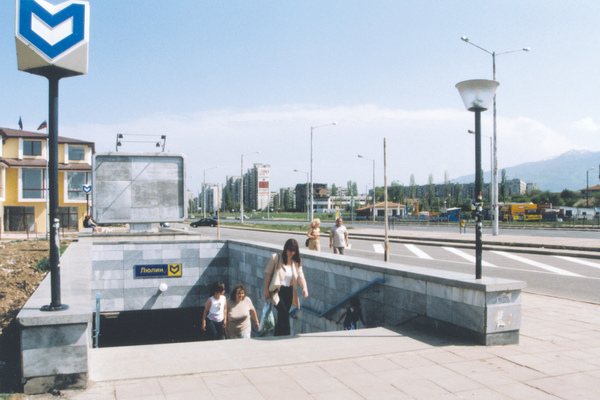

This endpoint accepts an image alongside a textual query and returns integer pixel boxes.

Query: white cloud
[571,117,600,133]
[61,105,584,194]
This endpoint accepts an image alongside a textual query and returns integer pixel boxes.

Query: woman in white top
[201,281,227,340]
[264,239,309,336]
[307,218,321,251]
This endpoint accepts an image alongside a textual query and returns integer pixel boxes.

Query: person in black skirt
[263,239,309,336]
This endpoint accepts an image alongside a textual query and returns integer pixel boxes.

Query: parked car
[190,218,218,227]
[159,222,171,227]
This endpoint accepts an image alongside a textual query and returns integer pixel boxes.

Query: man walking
[329,217,349,255]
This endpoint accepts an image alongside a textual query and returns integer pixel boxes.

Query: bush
[34,244,69,273]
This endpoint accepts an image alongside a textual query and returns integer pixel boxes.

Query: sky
[2,0,600,195]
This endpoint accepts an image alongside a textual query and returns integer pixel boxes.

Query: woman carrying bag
[263,239,309,336]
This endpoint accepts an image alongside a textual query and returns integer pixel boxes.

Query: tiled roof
[0,157,91,171]
[0,127,95,152]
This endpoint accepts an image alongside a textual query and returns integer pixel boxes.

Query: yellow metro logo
[168,264,181,276]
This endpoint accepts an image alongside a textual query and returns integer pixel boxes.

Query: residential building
[0,127,94,235]
[243,163,270,211]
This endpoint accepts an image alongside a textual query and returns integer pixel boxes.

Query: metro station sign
[15,0,89,77]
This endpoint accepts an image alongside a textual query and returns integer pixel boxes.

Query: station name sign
[134,264,182,279]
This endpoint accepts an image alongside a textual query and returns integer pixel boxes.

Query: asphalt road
[185,224,600,304]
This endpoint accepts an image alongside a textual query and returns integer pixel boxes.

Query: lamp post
[310,122,337,222]
[469,130,492,203]
[587,168,595,207]
[456,79,499,279]
[461,36,529,236]
[203,166,217,219]
[241,151,259,224]
[358,155,376,222]
[294,169,310,221]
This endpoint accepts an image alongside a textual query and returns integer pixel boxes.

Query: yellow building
[0,127,95,235]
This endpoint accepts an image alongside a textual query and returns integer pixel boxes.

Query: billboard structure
[92,153,186,224]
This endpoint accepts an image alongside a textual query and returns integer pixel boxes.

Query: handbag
[268,254,282,293]
[305,238,310,247]
[259,302,275,332]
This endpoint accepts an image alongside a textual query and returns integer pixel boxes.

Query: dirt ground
[0,240,52,336]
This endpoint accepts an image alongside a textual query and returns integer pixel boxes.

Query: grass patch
[34,243,70,273]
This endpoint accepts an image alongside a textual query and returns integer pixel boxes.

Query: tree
[389,181,404,204]
[427,174,434,207]
[331,183,338,196]
[500,169,507,202]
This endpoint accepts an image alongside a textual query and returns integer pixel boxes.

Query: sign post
[16,0,90,311]
[83,184,91,215]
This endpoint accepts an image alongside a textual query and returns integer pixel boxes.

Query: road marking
[405,244,433,259]
[493,251,582,277]
[373,244,385,254]
[443,247,497,267]
[554,256,600,270]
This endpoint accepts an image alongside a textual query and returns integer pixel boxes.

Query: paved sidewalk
[24,292,599,400]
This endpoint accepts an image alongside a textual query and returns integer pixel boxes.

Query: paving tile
[318,359,368,377]
[254,379,312,400]
[114,379,163,399]
[158,375,211,395]
[387,352,437,369]
[455,387,511,399]
[491,382,562,399]
[201,370,251,390]
[210,384,264,399]
[393,377,450,399]
[352,383,412,400]
[312,387,364,400]
[334,371,388,389]
[295,375,348,394]
[353,355,400,373]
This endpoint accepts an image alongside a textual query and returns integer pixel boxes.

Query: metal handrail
[299,278,385,318]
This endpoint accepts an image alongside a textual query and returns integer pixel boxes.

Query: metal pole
[491,52,499,236]
[310,127,314,222]
[372,159,376,223]
[475,110,483,279]
[203,169,206,219]
[384,139,389,262]
[240,154,244,223]
[41,75,68,311]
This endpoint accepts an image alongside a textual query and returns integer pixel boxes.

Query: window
[23,140,42,156]
[0,165,5,200]
[4,207,35,232]
[67,172,89,200]
[68,146,85,161]
[58,207,79,230]
[22,169,45,199]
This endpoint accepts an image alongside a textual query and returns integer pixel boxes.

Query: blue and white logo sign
[15,0,89,76]
[82,184,91,194]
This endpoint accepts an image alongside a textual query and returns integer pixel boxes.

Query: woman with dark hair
[201,281,227,340]
[263,239,309,336]
[226,284,259,339]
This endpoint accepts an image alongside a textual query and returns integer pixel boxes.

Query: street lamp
[461,36,529,236]
[310,122,337,222]
[294,169,310,221]
[358,155,376,222]
[469,130,492,203]
[587,167,595,207]
[456,79,499,279]
[203,166,217,219]
[241,151,259,224]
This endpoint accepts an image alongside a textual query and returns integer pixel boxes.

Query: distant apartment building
[295,182,328,213]
[507,179,527,196]
[0,127,94,234]
[279,187,296,210]
[243,163,270,211]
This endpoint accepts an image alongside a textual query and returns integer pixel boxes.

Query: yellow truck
[500,204,541,221]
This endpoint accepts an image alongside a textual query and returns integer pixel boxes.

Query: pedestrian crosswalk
[368,242,599,278]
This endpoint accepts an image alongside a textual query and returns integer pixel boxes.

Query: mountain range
[452,150,600,193]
